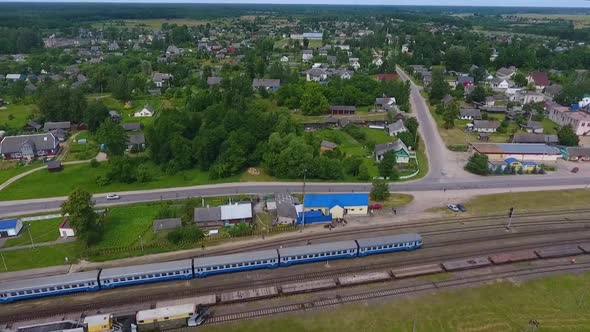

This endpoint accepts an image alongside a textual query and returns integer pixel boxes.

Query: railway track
[2,222,589,323]
[203,261,590,326]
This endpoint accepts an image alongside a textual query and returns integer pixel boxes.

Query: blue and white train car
[99,259,193,289]
[278,240,358,267]
[194,249,279,277]
[356,233,422,257]
[0,270,100,303]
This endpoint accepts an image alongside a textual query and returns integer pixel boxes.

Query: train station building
[302,193,369,220]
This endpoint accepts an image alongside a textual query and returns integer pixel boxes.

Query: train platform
[0,264,71,282]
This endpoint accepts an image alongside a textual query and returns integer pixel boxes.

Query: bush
[228,222,253,237]
[89,158,100,168]
[448,145,469,152]
[167,225,204,244]
[465,153,489,176]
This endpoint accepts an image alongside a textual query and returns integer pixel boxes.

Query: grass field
[203,271,590,332]
[0,242,85,272]
[0,162,239,201]
[514,13,590,29]
[96,18,212,29]
[370,193,414,208]
[2,218,62,248]
[64,131,99,161]
[0,161,43,185]
[0,104,36,130]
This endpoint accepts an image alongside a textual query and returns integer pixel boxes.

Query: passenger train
[0,233,422,303]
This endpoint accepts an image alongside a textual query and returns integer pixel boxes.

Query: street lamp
[138,235,144,252]
[300,168,307,232]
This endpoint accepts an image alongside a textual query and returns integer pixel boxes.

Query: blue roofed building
[303,193,369,219]
[0,218,23,238]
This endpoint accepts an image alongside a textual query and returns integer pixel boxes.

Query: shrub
[228,222,253,237]
[89,158,100,168]
[465,153,489,176]
[167,225,204,244]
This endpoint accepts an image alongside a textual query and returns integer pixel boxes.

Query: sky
[3,0,590,7]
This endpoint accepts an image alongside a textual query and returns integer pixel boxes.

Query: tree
[443,108,457,129]
[110,75,131,101]
[465,153,489,176]
[61,188,101,245]
[513,72,528,87]
[301,84,329,115]
[303,37,309,48]
[404,117,419,136]
[558,125,579,146]
[370,179,390,201]
[85,101,109,133]
[96,119,128,156]
[37,86,87,122]
[429,67,448,103]
[378,151,398,179]
[358,163,370,180]
[467,85,487,103]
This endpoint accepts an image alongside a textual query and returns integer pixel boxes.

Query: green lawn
[0,162,239,201]
[0,104,36,130]
[0,161,43,185]
[2,218,62,248]
[64,131,100,161]
[203,272,590,332]
[370,193,414,208]
[96,204,161,249]
[0,242,85,272]
[543,118,559,135]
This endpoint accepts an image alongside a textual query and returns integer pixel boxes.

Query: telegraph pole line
[300,169,307,232]
[506,207,515,231]
[27,223,35,248]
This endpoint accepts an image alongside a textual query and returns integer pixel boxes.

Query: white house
[0,218,23,238]
[523,92,545,104]
[386,119,408,136]
[134,104,155,117]
[306,68,328,82]
[372,58,383,67]
[491,77,511,90]
[280,56,289,62]
[59,218,75,238]
[472,120,500,133]
[579,96,590,108]
[350,60,361,70]
[401,44,409,53]
[302,50,313,62]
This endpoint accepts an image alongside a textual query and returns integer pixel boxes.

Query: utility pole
[506,207,515,230]
[139,236,144,252]
[27,223,35,248]
[300,169,307,232]
[1,252,7,271]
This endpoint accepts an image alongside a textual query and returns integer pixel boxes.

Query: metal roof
[0,133,59,154]
[100,259,192,279]
[0,218,18,230]
[472,143,562,155]
[304,193,369,209]
[355,234,422,248]
[220,202,252,220]
[278,240,358,257]
[1,271,99,293]
[194,249,278,267]
[136,304,195,322]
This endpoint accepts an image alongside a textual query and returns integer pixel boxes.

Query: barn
[0,218,23,238]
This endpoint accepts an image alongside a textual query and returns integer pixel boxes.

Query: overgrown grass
[2,218,62,248]
[0,104,36,130]
[203,272,590,332]
[0,161,43,185]
[0,242,85,272]
[64,131,99,161]
[370,194,414,208]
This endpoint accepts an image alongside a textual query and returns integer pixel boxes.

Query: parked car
[447,204,459,212]
[457,204,467,212]
[369,203,383,210]
[106,194,120,200]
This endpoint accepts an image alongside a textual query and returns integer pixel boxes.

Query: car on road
[106,194,120,200]
[447,204,459,212]
[457,204,467,212]
[369,203,383,210]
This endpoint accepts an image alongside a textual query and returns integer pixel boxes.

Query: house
[521,121,544,134]
[511,133,558,144]
[24,120,42,132]
[58,218,75,238]
[122,122,141,131]
[543,84,563,99]
[523,92,545,104]
[193,202,253,228]
[374,140,411,163]
[386,119,408,136]
[280,56,289,62]
[207,76,222,87]
[548,102,590,136]
[331,69,353,80]
[527,71,550,91]
[107,42,119,51]
[374,97,397,112]
[44,121,71,132]
[372,58,383,67]
[565,147,590,161]
[0,133,60,160]
[302,193,369,220]
[442,94,454,107]
[470,143,562,161]
[6,74,25,81]
[47,160,62,172]
[302,50,314,62]
[350,60,361,71]
[496,66,516,79]
[0,218,23,238]
[252,78,281,91]
[329,105,356,115]
[320,140,337,153]
[152,72,172,88]
[166,45,182,56]
[134,104,155,117]
[152,218,182,233]
[578,96,590,109]
[491,77,511,90]
[457,76,474,87]
[306,67,328,82]
[127,134,145,151]
[109,110,120,122]
[472,120,500,133]
[459,108,482,120]
[273,193,299,225]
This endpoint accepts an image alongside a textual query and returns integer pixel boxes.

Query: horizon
[0,0,589,9]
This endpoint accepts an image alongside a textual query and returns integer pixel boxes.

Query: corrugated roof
[304,193,369,208]
[0,218,18,230]
[472,143,562,155]
[220,202,252,220]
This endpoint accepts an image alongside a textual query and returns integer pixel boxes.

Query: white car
[447,204,459,212]
[106,194,120,200]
